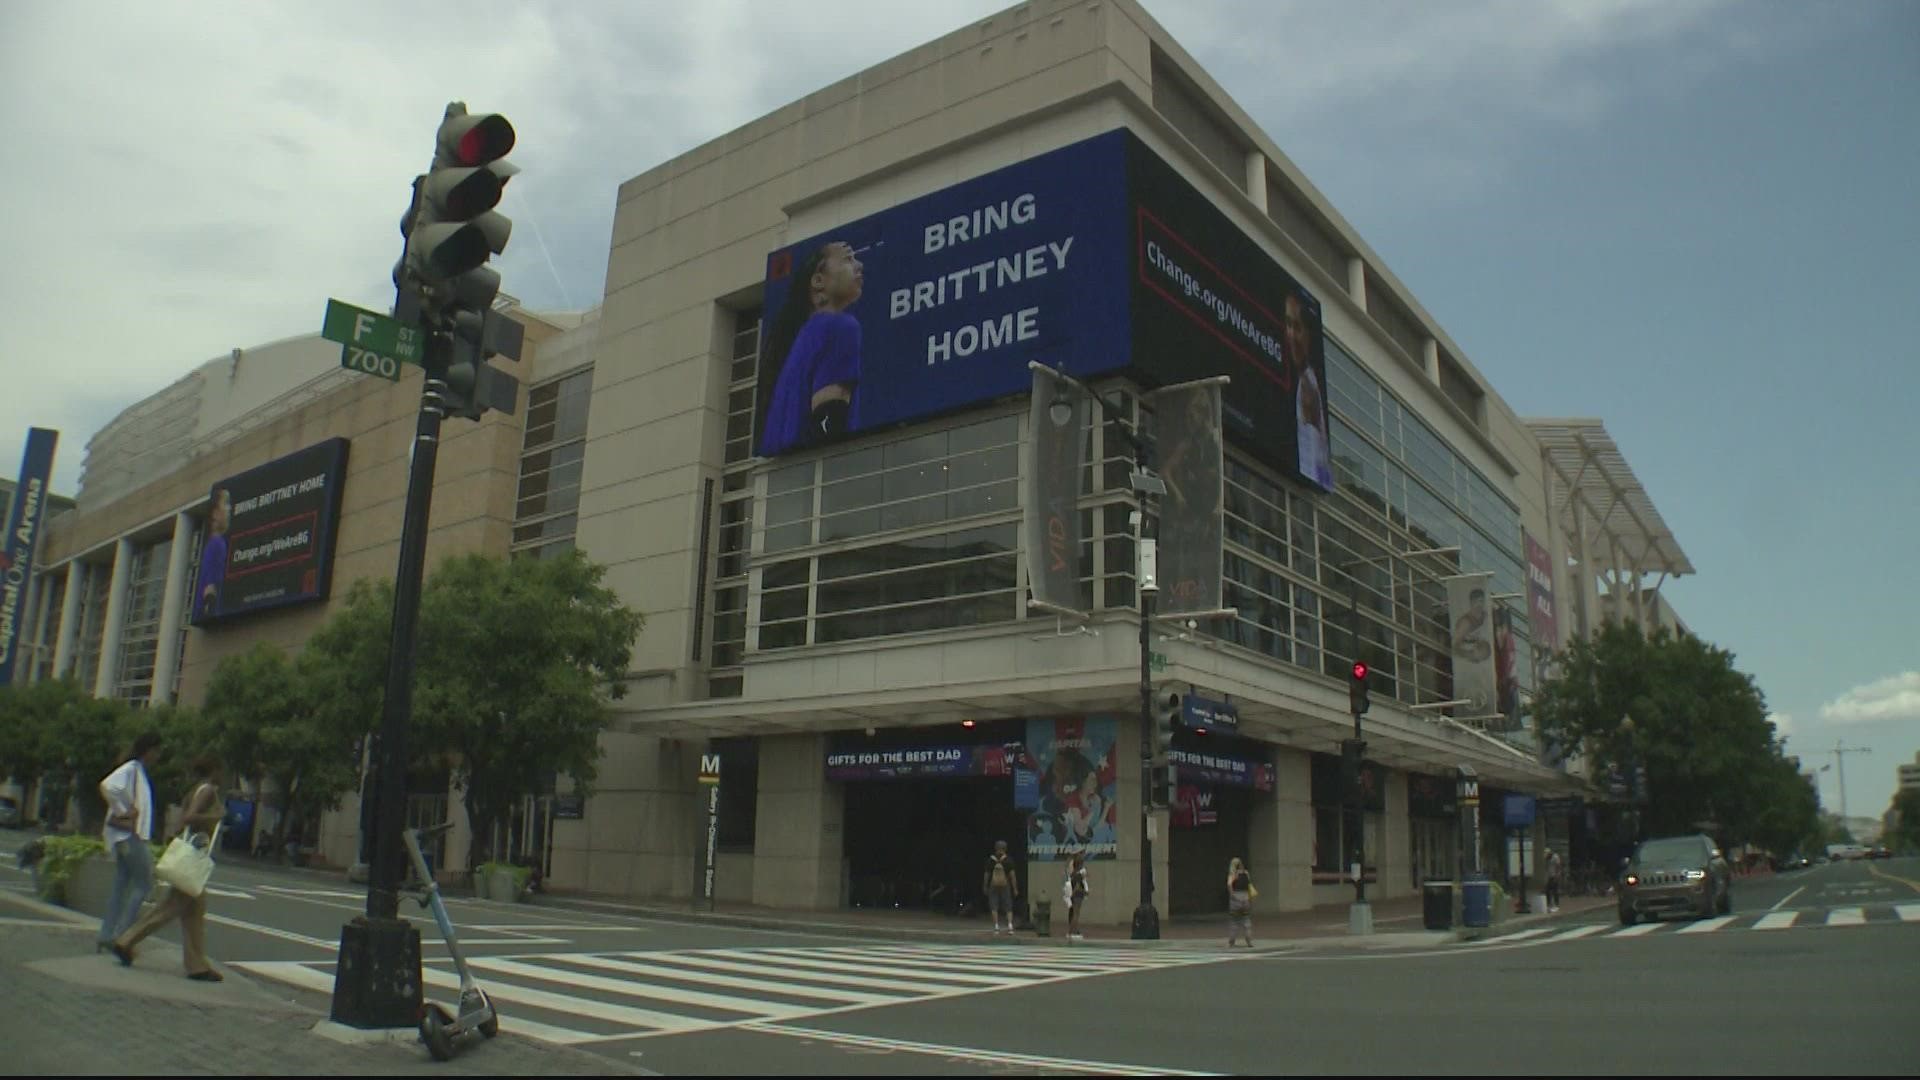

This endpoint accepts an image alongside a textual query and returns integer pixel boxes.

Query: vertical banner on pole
[1149,383,1222,616]
[1024,368,1087,615]
[0,427,59,687]
[1444,572,1498,722]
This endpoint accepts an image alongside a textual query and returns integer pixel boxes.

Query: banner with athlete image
[1149,381,1223,616]
[1445,572,1498,723]
[1024,716,1119,861]
[1024,367,1086,614]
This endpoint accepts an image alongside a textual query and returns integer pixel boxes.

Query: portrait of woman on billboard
[1286,291,1334,491]
[758,240,866,457]
[196,487,231,621]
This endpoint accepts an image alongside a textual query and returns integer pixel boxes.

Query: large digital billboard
[754,129,1335,494]
[192,437,350,625]
[755,132,1131,457]
[1125,136,1334,492]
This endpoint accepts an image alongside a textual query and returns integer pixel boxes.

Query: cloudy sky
[4,1,1915,817]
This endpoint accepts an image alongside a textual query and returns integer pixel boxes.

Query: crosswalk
[234,941,1242,1045]
[1467,904,1920,946]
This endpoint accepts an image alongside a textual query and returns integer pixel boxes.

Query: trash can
[1461,875,1492,928]
[1422,879,1455,930]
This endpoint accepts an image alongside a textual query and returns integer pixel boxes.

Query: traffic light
[1340,737,1367,799]
[1151,761,1176,810]
[1348,659,1371,717]
[443,303,525,420]
[1152,689,1182,757]
[397,103,516,326]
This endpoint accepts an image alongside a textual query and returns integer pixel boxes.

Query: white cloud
[1768,711,1794,737]
[1819,672,1920,726]
[0,0,1825,496]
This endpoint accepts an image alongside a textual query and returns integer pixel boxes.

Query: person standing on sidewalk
[1544,847,1564,913]
[1063,851,1089,942]
[96,733,162,955]
[111,753,225,982]
[983,840,1020,936]
[1226,857,1256,948]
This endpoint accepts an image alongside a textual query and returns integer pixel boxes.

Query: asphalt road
[6,837,1916,1075]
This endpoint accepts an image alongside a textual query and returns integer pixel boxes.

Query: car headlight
[1685,869,1707,881]
[1624,874,1638,887]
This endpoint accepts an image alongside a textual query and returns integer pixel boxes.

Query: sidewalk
[0,888,649,1076]
[527,886,1618,952]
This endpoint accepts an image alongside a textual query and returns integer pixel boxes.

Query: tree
[418,551,641,871]
[313,551,642,872]
[201,641,365,857]
[1533,621,1800,849]
[1885,790,1920,854]
[0,678,81,792]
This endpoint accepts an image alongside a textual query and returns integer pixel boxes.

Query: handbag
[155,823,221,898]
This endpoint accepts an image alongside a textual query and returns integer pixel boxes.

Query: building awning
[1526,418,1692,577]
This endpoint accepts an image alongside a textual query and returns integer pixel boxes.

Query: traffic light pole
[331,335,449,1029]
[1346,573,1372,935]
[1132,437,1161,942]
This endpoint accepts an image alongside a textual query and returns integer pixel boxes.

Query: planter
[64,856,117,919]
[488,869,527,903]
[471,872,493,901]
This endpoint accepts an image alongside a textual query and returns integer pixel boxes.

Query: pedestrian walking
[1226,857,1257,947]
[1544,847,1564,913]
[110,753,226,981]
[96,732,163,955]
[982,840,1021,935]
[1062,851,1090,941]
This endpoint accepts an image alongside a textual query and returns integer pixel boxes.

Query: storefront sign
[824,743,1012,782]
[552,794,584,820]
[1503,793,1537,828]
[1171,784,1218,828]
[1025,717,1119,861]
[1169,746,1272,791]
[1179,692,1238,732]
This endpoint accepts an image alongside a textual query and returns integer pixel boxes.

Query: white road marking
[1897,905,1920,923]
[1770,886,1804,911]
[1466,928,1554,945]
[205,912,337,950]
[747,1022,1222,1076]
[231,960,601,1046]
[202,885,254,899]
[469,956,815,1020]
[1753,912,1798,931]
[1826,907,1866,927]
[1676,916,1737,935]
[554,952,899,1006]
[1612,921,1665,937]
[1547,924,1609,941]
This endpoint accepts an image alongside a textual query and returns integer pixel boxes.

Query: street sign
[1181,692,1239,731]
[323,299,424,383]
[1504,793,1538,828]
[1150,650,1168,673]
[322,299,424,362]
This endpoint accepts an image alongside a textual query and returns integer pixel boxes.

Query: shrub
[35,835,105,903]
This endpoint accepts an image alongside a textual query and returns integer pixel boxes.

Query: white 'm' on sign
[700,754,721,775]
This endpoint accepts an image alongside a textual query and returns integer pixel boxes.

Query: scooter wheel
[421,1007,456,1061]
[479,1013,499,1039]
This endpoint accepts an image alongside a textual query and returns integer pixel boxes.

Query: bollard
[1033,897,1053,937]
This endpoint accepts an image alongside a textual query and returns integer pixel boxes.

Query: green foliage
[477,860,533,889]
[200,640,367,852]
[1533,620,1819,851]
[313,550,642,872]
[34,835,105,903]
[1888,790,1920,853]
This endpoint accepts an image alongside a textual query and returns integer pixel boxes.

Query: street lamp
[1108,398,1166,942]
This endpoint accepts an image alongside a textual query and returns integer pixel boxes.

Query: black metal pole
[329,333,448,1029]
[1348,574,1366,908]
[1132,437,1160,941]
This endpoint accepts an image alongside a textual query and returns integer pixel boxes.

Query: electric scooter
[402,822,499,1061]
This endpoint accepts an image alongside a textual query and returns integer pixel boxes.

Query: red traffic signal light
[1351,661,1368,681]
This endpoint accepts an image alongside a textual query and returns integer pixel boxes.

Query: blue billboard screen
[756,132,1131,457]
[755,129,1333,493]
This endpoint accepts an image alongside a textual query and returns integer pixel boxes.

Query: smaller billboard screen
[192,438,350,625]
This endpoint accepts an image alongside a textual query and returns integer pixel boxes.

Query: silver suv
[1619,834,1731,925]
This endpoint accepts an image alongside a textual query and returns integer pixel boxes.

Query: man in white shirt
[97,732,163,952]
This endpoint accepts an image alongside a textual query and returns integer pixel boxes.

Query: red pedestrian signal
[1352,661,1369,681]
[1348,660,1371,716]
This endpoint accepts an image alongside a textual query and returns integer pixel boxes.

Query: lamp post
[1047,385,1163,939]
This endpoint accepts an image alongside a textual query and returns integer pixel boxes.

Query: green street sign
[321,299,423,364]
[1150,650,1169,673]
[339,344,403,382]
